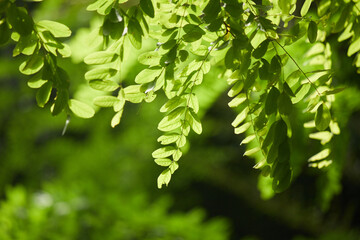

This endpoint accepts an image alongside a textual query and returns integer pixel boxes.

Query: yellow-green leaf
[68,99,95,118]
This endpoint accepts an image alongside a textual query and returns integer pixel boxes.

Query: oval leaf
[69,99,95,118]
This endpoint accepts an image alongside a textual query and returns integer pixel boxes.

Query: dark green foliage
[2,0,359,194]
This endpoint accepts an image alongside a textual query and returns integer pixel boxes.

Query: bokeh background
[0,1,360,239]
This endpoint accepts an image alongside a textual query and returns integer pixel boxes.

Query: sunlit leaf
[301,0,313,16]
[152,146,176,159]
[84,51,116,65]
[308,148,330,162]
[244,147,260,156]
[93,96,120,107]
[186,109,202,134]
[231,107,249,128]
[19,53,44,75]
[111,109,124,128]
[135,67,162,84]
[37,20,71,38]
[228,93,246,108]
[85,67,117,80]
[68,99,95,118]
[138,51,161,66]
[89,80,119,91]
[157,168,171,188]
[154,158,172,167]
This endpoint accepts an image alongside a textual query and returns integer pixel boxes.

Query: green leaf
[272,163,292,193]
[68,99,95,118]
[179,50,189,62]
[262,122,277,150]
[338,22,353,42]
[36,20,71,38]
[324,88,345,95]
[135,67,162,84]
[187,94,199,113]
[329,121,340,135]
[347,37,360,57]
[154,158,172,167]
[138,51,161,66]
[36,81,52,107]
[7,6,33,36]
[315,103,331,131]
[19,54,44,75]
[333,4,351,33]
[111,109,124,128]
[158,107,185,132]
[124,85,145,103]
[152,146,176,159]
[169,161,179,173]
[270,55,282,77]
[87,0,114,15]
[265,87,280,115]
[252,40,269,59]
[231,107,249,128]
[240,134,256,145]
[160,96,186,113]
[84,51,116,65]
[223,0,243,17]
[234,122,251,134]
[203,0,221,23]
[267,144,278,164]
[176,135,186,148]
[259,59,271,81]
[277,140,290,163]
[278,92,292,115]
[228,81,244,98]
[309,131,333,145]
[0,21,11,46]
[278,0,291,13]
[274,119,288,146]
[13,33,38,56]
[228,93,246,108]
[93,96,120,107]
[85,67,117,80]
[28,73,47,88]
[182,25,205,42]
[157,168,172,189]
[244,147,260,156]
[283,82,295,97]
[293,83,311,103]
[301,0,313,16]
[308,21,317,43]
[128,18,143,49]
[89,80,119,91]
[286,70,301,87]
[173,149,183,161]
[206,17,223,32]
[158,133,180,145]
[52,89,69,116]
[186,109,202,134]
[308,148,330,162]
[140,0,155,18]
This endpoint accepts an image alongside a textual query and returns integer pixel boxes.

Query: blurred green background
[1,1,360,239]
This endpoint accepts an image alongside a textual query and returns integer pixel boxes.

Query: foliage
[1,0,360,194]
[0,185,228,240]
